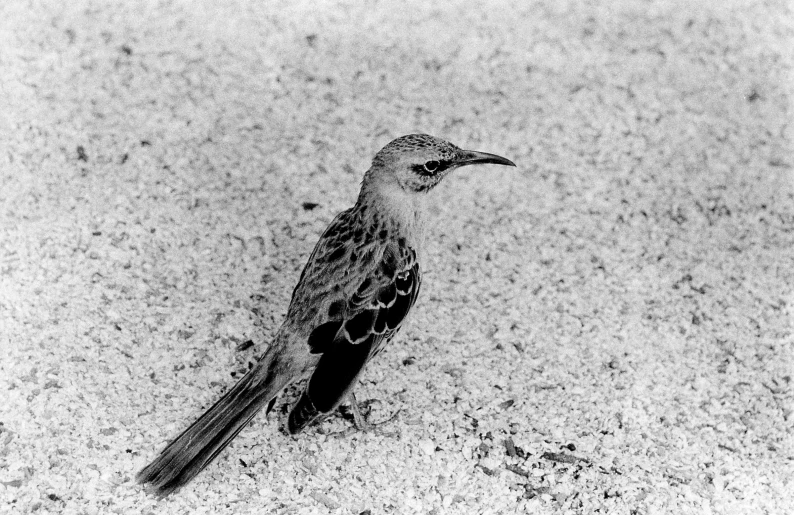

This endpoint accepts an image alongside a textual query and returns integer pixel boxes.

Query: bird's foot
[339,392,372,431]
[338,393,400,435]
[347,393,372,431]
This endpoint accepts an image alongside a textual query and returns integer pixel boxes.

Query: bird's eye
[423,160,440,172]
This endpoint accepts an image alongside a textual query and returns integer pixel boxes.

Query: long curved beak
[457,150,516,168]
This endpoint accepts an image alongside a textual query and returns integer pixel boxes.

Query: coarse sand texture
[1,1,792,514]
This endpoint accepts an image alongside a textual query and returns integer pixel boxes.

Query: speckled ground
[1,1,792,514]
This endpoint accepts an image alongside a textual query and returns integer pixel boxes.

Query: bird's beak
[456,150,516,168]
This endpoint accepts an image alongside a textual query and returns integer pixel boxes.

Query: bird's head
[368,134,516,193]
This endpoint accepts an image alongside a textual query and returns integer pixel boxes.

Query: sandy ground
[1,0,792,513]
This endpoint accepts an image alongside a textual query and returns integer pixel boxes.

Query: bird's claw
[347,397,372,432]
[337,393,400,435]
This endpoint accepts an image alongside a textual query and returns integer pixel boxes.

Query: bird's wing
[283,210,421,430]
[302,257,419,415]
[285,208,421,346]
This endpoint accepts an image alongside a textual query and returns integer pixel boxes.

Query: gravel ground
[1,1,792,514]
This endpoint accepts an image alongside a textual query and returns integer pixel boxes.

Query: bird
[136,133,515,496]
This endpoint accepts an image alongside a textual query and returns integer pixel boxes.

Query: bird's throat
[357,179,429,250]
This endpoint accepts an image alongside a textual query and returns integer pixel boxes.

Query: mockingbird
[137,133,515,496]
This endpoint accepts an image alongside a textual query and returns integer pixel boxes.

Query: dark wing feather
[307,320,342,354]
[287,240,421,433]
[344,309,377,343]
[305,334,376,414]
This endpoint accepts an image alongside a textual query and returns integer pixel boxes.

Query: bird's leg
[346,392,371,431]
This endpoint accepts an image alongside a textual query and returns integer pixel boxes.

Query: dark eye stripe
[411,160,452,177]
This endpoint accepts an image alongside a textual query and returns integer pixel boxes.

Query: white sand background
[1,0,792,513]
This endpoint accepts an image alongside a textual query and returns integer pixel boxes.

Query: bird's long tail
[136,354,290,497]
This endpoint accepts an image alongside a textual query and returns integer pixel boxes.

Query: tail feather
[137,358,288,497]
